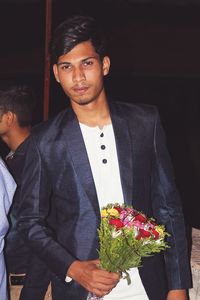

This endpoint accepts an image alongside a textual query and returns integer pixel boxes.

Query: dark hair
[0,84,36,127]
[50,15,107,64]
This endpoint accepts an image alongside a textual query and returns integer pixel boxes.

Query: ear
[5,111,16,127]
[53,64,60,83]
[102,56,110,76]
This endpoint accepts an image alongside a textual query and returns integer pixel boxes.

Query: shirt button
[102,159,107,164]
[100,133,104,137]
[101,145,106,150]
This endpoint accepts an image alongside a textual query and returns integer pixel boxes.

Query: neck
[2,127,31,151]
[71,94,111,128]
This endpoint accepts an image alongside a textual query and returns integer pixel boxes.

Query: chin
[77,98,95,106]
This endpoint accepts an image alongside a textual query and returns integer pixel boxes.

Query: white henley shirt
[80,123,148,300]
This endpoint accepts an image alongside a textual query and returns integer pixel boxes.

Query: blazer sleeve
[16,135,76,281]
[151,110,192,290]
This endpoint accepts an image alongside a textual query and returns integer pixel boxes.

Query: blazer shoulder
[114,101,159,120]
[31,108,70,140]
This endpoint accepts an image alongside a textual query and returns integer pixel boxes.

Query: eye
[59,64,72,71]
[62,65,71,70]
[82,60,93,67]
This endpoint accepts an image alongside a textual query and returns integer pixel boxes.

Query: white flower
[112,230,122,238]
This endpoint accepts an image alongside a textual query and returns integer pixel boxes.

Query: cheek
[59,76,71,88]
[87,70,103,84]
[60,82,74,98]
[94,73,104,88]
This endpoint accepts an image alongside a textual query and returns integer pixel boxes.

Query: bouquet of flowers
[88,203,170,300]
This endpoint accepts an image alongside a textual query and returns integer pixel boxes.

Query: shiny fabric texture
[17,100,192,300]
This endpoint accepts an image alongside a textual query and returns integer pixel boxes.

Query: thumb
[91,259,100,267]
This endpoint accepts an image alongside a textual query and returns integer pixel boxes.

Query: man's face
[53,41,110,107]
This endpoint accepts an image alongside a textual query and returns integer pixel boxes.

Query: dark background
[0,0,200,228]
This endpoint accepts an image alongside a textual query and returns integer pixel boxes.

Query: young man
[0,157,16,300]
[17,16,192,300]
[0,85,51,300]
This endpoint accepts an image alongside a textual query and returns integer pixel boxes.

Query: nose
[72,66,86,82]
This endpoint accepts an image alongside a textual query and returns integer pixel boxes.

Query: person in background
[17,15,192,300]
[0,139,9,158]
[0,157,16,300]
[0,84,51,300]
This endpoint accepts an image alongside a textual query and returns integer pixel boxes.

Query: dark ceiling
[0,1,200,79]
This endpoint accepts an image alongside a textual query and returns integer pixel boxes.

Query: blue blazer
[17,100,192,300]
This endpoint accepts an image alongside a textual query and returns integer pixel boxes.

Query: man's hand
[167,289,188,300]
[67,259,120,297]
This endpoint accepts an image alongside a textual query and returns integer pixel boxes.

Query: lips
[72,86,89,94]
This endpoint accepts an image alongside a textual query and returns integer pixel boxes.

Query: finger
[91,287,112,297]
[98,269,120,281]
[90,281,117,293]
[91,259,100,266]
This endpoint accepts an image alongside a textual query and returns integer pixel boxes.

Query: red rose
[136,234,142,240]
[134,214,147,223]
[151,229,159,239]
[113,206,122,213]
[139,228,151,238]
[109,218,124,230]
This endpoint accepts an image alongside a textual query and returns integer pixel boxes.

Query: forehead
[57,40,100,64]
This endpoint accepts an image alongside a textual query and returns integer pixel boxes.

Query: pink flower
[133,220,145,229]
[120,210,128,219]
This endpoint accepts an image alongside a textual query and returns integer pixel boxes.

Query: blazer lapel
[110,103,133,206]
[110,100,151,213]
[62,108,100,217]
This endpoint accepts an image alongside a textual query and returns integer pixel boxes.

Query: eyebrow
[57,56,97,66]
